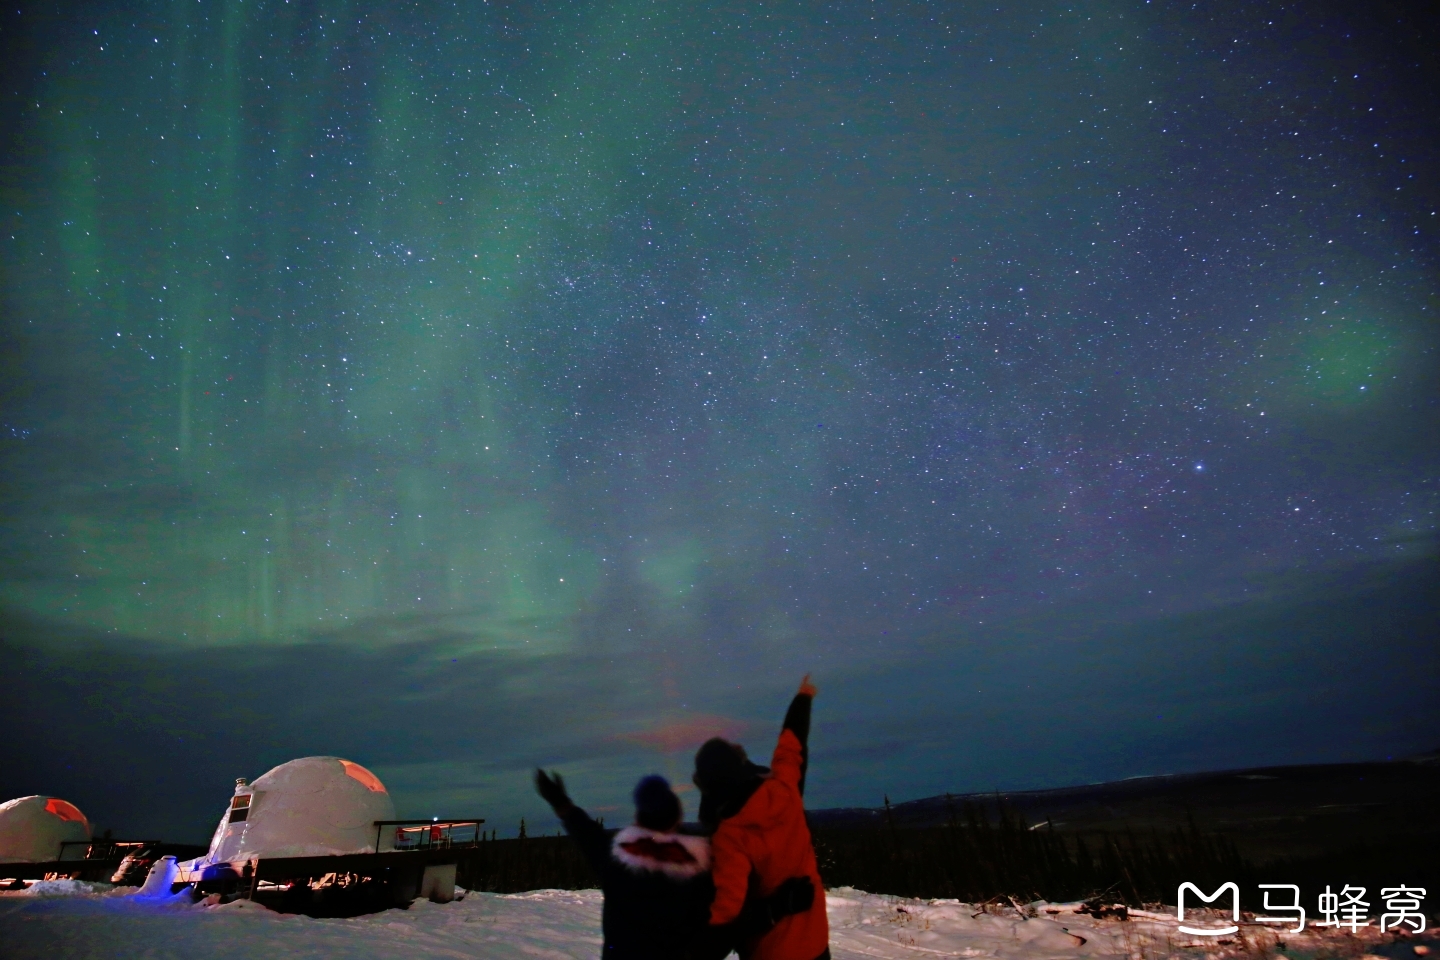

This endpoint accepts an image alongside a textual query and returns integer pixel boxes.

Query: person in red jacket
[693,676,828,960]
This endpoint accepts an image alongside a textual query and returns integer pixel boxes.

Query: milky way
[1,1,1436,839]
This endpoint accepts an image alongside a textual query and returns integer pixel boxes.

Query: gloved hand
[726,874,817,943]
[534,769,573,815]
[764,875,815,924]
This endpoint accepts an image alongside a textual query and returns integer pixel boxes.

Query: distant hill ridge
[807,752,1440,853]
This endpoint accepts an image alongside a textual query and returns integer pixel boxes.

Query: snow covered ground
[0,882,1425,960]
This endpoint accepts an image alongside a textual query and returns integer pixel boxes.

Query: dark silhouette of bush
[454,800,1251,905]
[810,796,1249,905]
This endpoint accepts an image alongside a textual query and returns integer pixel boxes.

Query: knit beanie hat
[633,775,682,831]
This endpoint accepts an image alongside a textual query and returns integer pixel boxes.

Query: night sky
[2,1,1437,843]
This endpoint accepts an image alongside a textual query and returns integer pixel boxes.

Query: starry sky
[1,0,1437,842]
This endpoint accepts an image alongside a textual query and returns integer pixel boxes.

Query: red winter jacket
[708,724,828,960]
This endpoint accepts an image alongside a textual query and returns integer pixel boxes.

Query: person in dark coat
[694,676,828,960]
[534,770,813,960]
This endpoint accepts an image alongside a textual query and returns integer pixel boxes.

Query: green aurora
[1,0,1436,836]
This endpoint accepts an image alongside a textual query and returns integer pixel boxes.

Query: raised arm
[775,675,816,796]
[534,769,611,875]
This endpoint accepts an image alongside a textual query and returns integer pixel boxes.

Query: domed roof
[0,796,91,863]
[202,757,397,862]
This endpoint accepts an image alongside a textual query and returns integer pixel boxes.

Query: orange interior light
[44,798,87,823]
[341,760,387,793]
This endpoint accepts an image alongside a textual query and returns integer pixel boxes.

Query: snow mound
[207,897,276,913]
[132,855,178,899]
[17,878,115,898]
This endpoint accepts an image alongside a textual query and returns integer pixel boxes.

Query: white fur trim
[611,825,711,880]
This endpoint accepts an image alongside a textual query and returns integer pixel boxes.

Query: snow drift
[0,884,1413,960]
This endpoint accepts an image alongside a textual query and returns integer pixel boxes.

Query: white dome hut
[196,757,396,865]
[0,796,91,863]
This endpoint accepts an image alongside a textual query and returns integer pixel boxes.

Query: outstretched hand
[797,674,818,698]
[534,768,573,814]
